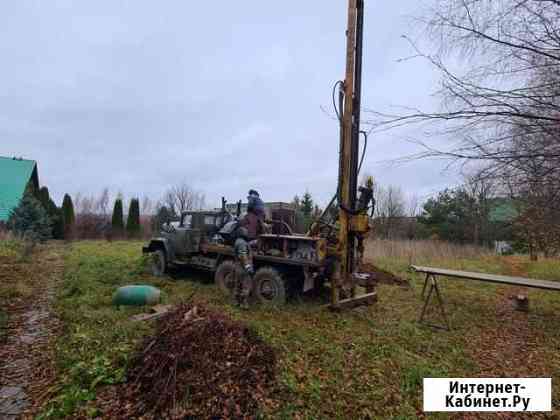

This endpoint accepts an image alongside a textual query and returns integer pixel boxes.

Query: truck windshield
[181,214,192,228]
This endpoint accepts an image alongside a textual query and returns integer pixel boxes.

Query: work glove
[244,264,254,275]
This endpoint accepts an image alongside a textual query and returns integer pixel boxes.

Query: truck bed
[201,243,322,268]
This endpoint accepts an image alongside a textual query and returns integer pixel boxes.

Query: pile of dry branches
[104,303,276,419]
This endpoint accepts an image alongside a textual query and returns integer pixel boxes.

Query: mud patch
[0,246,64,418]
[0,386,28,419]
[361,263,410,287]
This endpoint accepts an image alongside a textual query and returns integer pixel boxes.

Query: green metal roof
[489,198,519,223]
[0,156,37,222]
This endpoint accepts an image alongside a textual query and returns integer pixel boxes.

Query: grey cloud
[1,0,458,209]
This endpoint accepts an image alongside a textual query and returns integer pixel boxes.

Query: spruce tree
[301,191,314,216]
[152,206,171,232]
[36,186,65,239]
[295,191,314,232]
[8,187,52,242]
[52,207,65,239]
[111,198,124,236]
[61,194,75,239]
[38,186,50,210]
[126,198,141,238]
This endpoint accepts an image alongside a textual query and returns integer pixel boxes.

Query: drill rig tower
[330,0,376,309]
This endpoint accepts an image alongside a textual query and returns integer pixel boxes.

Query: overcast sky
[1,1,461,208]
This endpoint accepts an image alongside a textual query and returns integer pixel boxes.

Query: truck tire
[151,249,167,277]
[254,267,286,305]
[215,260,236,295]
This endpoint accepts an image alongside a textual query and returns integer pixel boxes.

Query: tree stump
[514,294,529,312]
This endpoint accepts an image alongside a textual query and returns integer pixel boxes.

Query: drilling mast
[331,0,376,309]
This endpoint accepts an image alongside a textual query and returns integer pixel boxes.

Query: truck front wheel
[151,249,167,277]
[254,267,286,305]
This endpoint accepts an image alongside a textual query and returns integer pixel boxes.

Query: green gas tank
[112,285,161,306]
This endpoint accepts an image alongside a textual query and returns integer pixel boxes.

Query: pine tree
[111,198,124,236]
[62,194,75,239]
[8,187,52,242]
[126,198,141,238]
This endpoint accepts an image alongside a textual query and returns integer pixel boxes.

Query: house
[488,197,519,224]
[489,197,519,254]
[0,156,39,222]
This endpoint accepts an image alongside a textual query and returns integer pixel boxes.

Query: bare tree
[96,187,110,216]
[163,181,206,216]
[407,194,420,217]
[73,192,82,215]
[163,190,177,216]
[373,184,406,239]
[363,0,560,251]
[367,0,560,192]
[77,195,95,215]
[463,172,496,245]
[141,196,154,215]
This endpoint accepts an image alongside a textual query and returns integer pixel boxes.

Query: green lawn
[0,238,32,340]
[40,241,560,418]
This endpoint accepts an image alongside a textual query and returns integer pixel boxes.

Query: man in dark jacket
[239,189,269,241]
[247,189,265,218]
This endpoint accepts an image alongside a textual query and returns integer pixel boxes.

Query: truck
[144,0,377,309]
[143,205,331,305]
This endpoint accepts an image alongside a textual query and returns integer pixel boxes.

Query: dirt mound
[361,263,409,287]
[105,303,276,419]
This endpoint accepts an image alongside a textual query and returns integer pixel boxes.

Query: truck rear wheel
[215,260,236,295]
[151,249,167,277]
[254,267,286,305]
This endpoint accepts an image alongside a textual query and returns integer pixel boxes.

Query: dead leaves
[103,303,276,419]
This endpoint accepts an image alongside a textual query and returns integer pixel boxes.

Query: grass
[527,257,560,280]
[39,240,560,418]
[0,236,35,340]
[365,238,492,266]
[0,235,23,258]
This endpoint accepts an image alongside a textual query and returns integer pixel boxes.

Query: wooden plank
[411,265,560,291]
[130,304,173,322]
[329,291,377,311]
[259,234,317,241]
[255,254,320,268]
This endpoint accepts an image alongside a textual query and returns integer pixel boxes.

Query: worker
[239,189,269,241]
[247,189,265,219]
[233,226,254,309]
[357,176,375,215]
